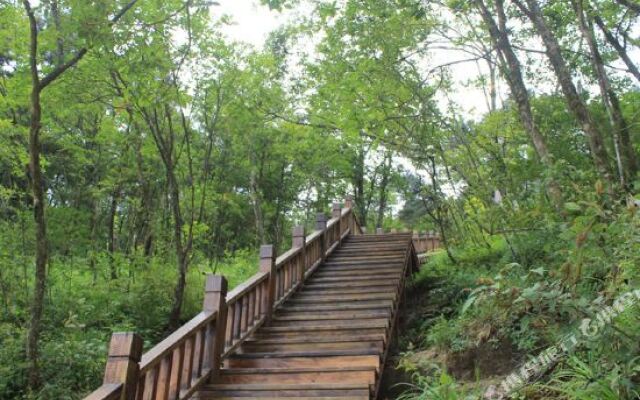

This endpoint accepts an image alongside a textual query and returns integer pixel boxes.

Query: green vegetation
[1,0,639,399]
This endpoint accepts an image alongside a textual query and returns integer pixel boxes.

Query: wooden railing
[84,197,361,400]
[412,231,441,254]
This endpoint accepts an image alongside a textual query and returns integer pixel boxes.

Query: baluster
[180,336,195,390]
[256,283,263,318]
[316,213,327,263]
[167,345,183,400]
[241,294,249,334]
[202,275,227,379]
[248,289,255,326]
[101,332,142,400]
[292,225,305,284]
[259,245,277,322]
[141,366,158,400]
[284,261,290,293]
[225,302,235,347]
[191,329,204,381]
[155,354,173,400]
[233,302,242,340]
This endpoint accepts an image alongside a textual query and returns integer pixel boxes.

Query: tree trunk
[353,140,367,226]
[473,0,563,208]
[573,0,638,186]
[514,0,614,192]
[376,153,392,228]
[165,166,188,332]
[24,2,47,390]
[593,15,640,83]
[249,168,266,244]
[107,189,119,279]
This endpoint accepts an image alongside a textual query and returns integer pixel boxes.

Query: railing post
[292,225,306,284]
[412,230,419,252]
[259,245,277,321]
[103,332,142,400]
[316,212,328,263]
[345,195,353,209]
[376,227,384,235]
[202,275,227,379]
[332,202,343,245]
[344,196,357,235]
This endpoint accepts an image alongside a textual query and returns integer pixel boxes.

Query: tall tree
[572,0,638,187]
[471,0,563,208]
[20,0,136,389]
[512,0,615,192]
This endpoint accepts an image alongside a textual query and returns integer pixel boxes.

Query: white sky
[213,1,285,48]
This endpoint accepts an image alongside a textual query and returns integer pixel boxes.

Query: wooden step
[321,261,404,269]
[274,310,391,321]
[247,327,386,339]
[217,367,376,385]
[224,355,380,370]
[290,292,397,302]
[197,383,371,399]
[246,333,386,345]
[308,274,401,282]
[303,279,400,289]
[278,300,393,312]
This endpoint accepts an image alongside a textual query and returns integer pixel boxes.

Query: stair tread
[194,233,413,400]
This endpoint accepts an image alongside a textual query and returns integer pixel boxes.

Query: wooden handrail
[84,198,360,400]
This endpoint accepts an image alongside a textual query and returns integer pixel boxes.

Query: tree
[470,0,563,208]
[572,0,638,187]
[512,0,615,192]
[20,0,137,389]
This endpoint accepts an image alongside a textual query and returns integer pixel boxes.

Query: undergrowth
[396,199,640,399]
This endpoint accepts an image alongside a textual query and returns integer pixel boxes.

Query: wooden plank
[223,355,380,370]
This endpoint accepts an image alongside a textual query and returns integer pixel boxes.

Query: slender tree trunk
[107,189,119,279]
[593,16,640,83]
[249,168,266,244]
[473,0,563,208]
[24,2,47,390]
[89,199,99,284]
[514,0,614,192]
[573,0,638,186]
[376,153,392,228]
[166,167,188,332]
[353,140,367,226]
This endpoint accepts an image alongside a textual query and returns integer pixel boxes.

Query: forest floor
[380,255,521,399]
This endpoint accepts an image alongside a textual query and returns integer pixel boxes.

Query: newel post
[344,196,355,234]
[332,202,343,245]
[202,275,227,378]
[292,225,306,284]
[103,332,142,400]
[260,245,277,321]
[316,212,328,263]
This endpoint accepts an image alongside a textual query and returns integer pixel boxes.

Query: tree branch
[38,0,140,90]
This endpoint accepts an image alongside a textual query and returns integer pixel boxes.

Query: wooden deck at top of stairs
[193,233,415,400]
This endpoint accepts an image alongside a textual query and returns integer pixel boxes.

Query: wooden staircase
[84,199,418,400]
[195,234,414,400]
